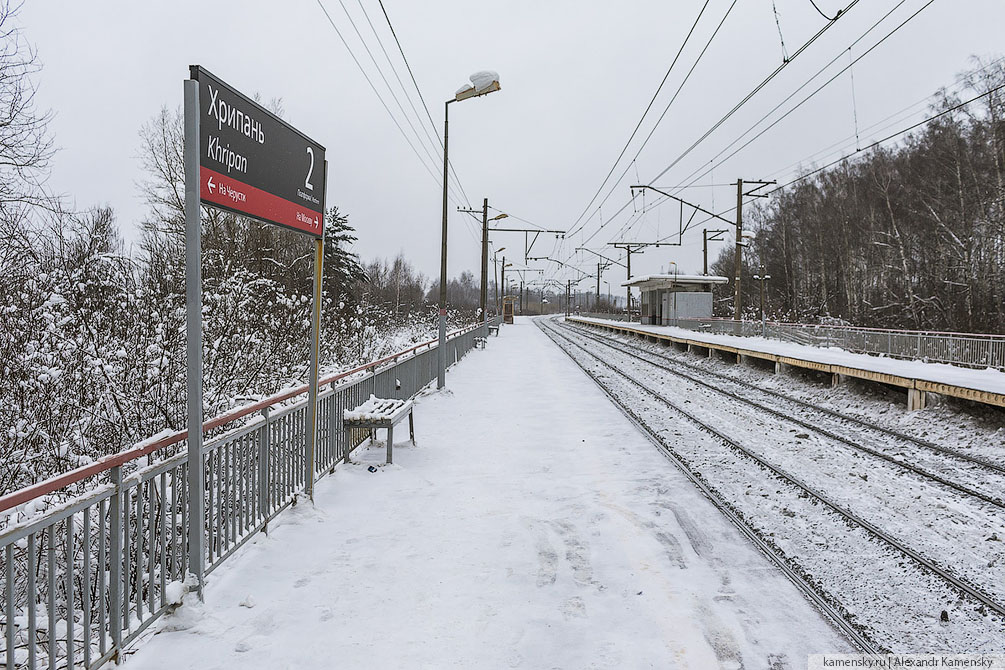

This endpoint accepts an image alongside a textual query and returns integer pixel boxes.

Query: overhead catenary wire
[765,54,1005,181]
[314,0,457,201]
[667,0,928,200]
[330,0,468,206]
[770,78,1005,194]
[376,0,472,206]
[567,0,712,237]
[567,0,934,270]
[809,0,842,22]
[567,0,735,240]
[646,0,861,186]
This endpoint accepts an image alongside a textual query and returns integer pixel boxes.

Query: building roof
[621,274,729,288]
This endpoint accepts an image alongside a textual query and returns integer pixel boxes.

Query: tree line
[0,1,487,495]
[711,56,1005,334]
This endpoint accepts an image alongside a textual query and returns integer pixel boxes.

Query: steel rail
[560,321,1005,508]
[534,318,882,653]
[540,318,1005,620]
[569,319,1005,474]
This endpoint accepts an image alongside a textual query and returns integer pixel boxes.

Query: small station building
[623,274,729,325]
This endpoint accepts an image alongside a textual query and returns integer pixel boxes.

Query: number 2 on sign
[305,146,315,191]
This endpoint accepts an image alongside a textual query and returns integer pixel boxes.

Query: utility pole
[734,179,743,322]
[732,179,775,321]
[566,280,571,317]
[753,266,771,335]
[703,228,728,275]
[501,256,507,304]
[481,199,488,322]
[596,263,601,305]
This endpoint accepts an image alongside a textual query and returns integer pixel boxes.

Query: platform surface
[123,316,850,670]
[573,316,1005,401]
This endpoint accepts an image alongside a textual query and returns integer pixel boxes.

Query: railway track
[560,319,1005,509]
[537,317,1005,652]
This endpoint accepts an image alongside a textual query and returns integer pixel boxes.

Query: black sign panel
[190,66,326,237]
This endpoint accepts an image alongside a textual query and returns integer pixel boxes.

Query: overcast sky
[18,0,1005,291]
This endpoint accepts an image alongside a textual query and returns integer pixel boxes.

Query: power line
[314,0,452,196]
[331,0,467,205]
[568,0,863,262]
[646,0,861,185]
[670,0,928,199]
[809,0,842,22]
[567,0,736,240]
[376,0,471,205]
[771,79,1005,193]
[765,55,1005,181]
[567,0,711,236]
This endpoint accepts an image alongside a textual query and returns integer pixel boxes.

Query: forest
[712,56,1005,334]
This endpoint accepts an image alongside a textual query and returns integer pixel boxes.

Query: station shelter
[623,274,729,325]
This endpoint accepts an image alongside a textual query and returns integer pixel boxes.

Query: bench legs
[408,410,415,444]
[386,425,393,465]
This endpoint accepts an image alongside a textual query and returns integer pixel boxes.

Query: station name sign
[190,66,326,238]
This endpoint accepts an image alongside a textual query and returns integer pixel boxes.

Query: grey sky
[19,0,1005,289]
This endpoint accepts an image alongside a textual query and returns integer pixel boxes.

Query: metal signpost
[184,66,327,596]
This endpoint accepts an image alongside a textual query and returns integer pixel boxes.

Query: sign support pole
[305,159,327,501]
[305,235,324,501]
[183,78,205,598]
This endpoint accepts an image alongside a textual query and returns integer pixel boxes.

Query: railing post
[109,465,122,658]
[258,409,270,524]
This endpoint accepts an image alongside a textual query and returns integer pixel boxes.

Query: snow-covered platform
[571,316,1005,410]
[122,316,850,669]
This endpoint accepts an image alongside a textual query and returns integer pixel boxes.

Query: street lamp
[439,71,501,389]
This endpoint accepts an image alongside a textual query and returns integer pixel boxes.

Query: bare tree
[0,0,54,209]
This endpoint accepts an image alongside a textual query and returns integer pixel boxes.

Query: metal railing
[576,313,1005,370]
[0,317,500,669]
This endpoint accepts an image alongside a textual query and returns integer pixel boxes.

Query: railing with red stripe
[0,317,501,669]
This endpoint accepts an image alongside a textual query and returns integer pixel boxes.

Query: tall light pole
[438,72,501,389]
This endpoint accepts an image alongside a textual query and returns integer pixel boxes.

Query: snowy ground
[122,316,850,670]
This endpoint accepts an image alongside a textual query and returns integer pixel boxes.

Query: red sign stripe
[200,167,323,237]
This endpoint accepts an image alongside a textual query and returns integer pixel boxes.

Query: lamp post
[438,72,501,389]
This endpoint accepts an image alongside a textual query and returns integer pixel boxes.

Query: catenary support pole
[734,179,743,322]
[480,198,488,324]
[626,249,632,319]
[183,77,205,597]
[703,229,709,276]
[305,236,324,500]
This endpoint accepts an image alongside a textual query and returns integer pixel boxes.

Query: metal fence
[576,313,1005,370]
[0,317,499,670]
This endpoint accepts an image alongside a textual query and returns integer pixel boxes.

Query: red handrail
[0,321,487,514]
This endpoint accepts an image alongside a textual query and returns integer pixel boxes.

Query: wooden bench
[488,324,500,337]
[343,396,414,465]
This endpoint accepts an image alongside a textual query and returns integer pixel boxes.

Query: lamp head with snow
[455,70,501,101]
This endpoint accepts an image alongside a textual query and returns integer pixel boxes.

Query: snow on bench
[343,395,415,464]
